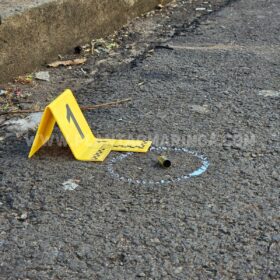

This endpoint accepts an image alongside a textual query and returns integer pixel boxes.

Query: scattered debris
[17,212,28,221]
[2,112,42,135]
[74,44,94,54]
[91,38,119,54]
[0,101,9,110]
[258,90,280,97]
[76,44,92,54]
[48,58,87,68]
[156,4,164,10]
[13,87,23,97]
[107,42,118,50]
[14,75,33,85]
[35,71,50,82]
[0,89,7,96]
[0,88,32,113]
[174,267,183,274]
[1,87,30,105]
[62,179,80,191]
[80,68,88,75]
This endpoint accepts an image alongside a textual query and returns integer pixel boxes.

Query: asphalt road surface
[0,0,279,279]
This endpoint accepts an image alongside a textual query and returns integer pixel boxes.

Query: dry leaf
[48,58,87,68]
[33,103,41,111]
[14,75,33,84]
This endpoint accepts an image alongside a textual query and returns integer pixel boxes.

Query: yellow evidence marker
[29,89,152,162]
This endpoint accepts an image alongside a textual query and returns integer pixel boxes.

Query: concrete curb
[0,0,170,82]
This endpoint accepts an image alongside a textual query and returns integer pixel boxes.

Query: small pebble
[196,7,206,11]
[18,212,28,221]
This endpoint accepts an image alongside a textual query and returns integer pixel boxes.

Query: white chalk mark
[107,146,209,186]
[258,90,280,97]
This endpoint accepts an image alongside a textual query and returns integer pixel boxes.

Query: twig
[0,109,41,115]
[14,100,33,104]
[81,98,131,110]
[0,98,132,116]
[154,45,174,50]
[0,101,33,105]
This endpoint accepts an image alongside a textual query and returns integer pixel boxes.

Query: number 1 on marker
[66,104,85,139]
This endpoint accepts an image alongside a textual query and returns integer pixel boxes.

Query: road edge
[0,0,171,82]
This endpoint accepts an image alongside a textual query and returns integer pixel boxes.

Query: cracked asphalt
[0,0,279,279]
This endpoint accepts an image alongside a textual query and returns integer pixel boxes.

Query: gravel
[0,0,279,278]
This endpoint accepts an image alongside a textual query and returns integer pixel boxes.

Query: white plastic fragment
[3,112,43,135]
[62,179,80,191]
[0,89,7,96]
[19,212,28,221]
[35,71,50,82]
